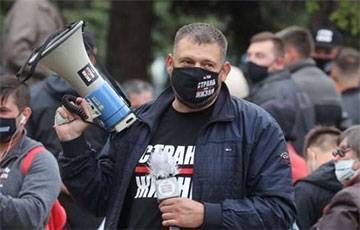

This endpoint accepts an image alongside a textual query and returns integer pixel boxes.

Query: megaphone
[18,21,136,133]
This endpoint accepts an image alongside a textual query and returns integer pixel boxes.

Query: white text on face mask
[196,79,216,98]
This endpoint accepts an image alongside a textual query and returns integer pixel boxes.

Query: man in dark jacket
[312,125,360,229]
[331,47,360,125]
[277,26,344,128]
[245,31,315,153]
[55,23,296,229]
[295,161,342,229]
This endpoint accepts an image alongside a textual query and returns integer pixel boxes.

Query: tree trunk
[106,0,153,83]
[309,1,338,31]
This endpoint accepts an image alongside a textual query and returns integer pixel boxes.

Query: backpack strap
[21,145,45,175]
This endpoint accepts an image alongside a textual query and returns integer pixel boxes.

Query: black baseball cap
[83,31,96,53]
[313,27,343,48]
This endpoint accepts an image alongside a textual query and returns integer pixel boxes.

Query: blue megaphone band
[86,83,131,130]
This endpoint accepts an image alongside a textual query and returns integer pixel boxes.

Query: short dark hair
[334,47,360,76]
[250,31,285,58]
[304,126,341,158]
[83,31,96,55]
[0,75,30,110]
[338,125,360,159]
[277,26,314,58]
[174,23,228,62]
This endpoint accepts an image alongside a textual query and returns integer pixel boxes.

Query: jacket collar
[262,69,291,84]
[287,58,317,73]
[137,83,236,131]
[1,134,27,165]
[342,86,360,95]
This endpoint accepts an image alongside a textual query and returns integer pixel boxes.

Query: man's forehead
[174,37,222,61]
[0,94,16,107]
[248,40,274,52]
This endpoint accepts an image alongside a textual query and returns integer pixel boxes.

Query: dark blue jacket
[59,85,296,229]
[246,69,315,153]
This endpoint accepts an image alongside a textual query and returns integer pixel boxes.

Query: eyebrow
[179,56,217,64]
[0,107,11,112]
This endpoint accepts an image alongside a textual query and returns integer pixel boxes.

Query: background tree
[1,0,358,83]
[106,0,154,83]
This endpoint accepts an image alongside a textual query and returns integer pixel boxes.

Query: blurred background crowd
[0,0,359,229]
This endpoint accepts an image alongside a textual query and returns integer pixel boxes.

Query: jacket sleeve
[0,150,61,228]
[58,135,115,217]
[294,181,318,229]
[310,187,358,230]
[202,117,296,229]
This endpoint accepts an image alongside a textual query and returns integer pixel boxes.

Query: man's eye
[203,63,215,70]
[180,60,190,64]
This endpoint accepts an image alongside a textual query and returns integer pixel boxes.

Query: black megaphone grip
[61,95,88,121]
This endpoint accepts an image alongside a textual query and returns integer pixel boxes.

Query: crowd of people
[0,0,359,229]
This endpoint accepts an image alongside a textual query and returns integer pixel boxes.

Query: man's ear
[166,54,174,77]
[307,147,318,161]
[330,65,339,83]
[20,107,32,125]
[275,56,285,68]
[285,47,300,64]
[219,62,231,82]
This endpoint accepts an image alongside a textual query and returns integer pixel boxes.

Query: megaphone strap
[16,21,84,83]
[16,32,59,83]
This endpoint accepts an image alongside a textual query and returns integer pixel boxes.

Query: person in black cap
[312,26,343,75]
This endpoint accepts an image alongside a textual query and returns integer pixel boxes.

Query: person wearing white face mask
[312,125,360,229]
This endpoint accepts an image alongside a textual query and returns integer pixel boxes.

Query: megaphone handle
[62,95,88,121]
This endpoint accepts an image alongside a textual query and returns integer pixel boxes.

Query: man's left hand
[159,197,204,228]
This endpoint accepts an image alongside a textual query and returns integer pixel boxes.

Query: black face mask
[244,61,268,83]
[0,117,17,143]
[171,67,220,109]
[314,58,333,75]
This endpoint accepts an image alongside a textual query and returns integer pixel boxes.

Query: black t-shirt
[118,105,212,229]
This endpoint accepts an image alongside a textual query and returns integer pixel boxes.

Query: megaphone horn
[18,21,136,133]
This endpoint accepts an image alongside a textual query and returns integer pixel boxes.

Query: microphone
[149,149,180,230]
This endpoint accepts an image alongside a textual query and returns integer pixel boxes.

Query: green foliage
[330,0,360,36]
[306,0,320,14]
[260,1,309,31]
[152,0,226,57]
[306,0,360,36]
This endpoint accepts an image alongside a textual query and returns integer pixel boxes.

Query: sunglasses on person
[332,144,353,158]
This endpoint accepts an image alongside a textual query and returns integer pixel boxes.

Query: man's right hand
[54,97,92,141]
